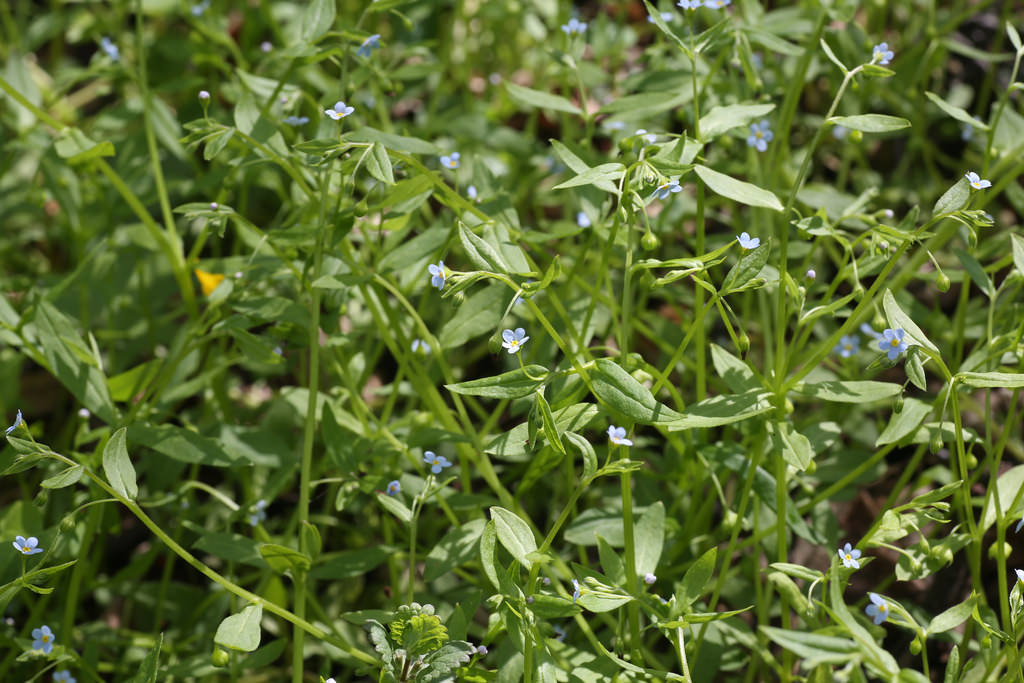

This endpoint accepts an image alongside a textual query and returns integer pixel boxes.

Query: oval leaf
[490,506,538,569]
[215,604,263,652]
[445,366,548,399]
[103,427,138,500]
[590,359,682,425]
[694,164,783,211]
[828,114,911,133]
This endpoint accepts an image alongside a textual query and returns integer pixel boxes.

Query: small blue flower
[604,120,626,131]
[260,41,272,53]
[6,409,22,435]
[467,185,479,201]
[746,120,773,152]
[248,499,267,527]
[961,124,974,142]
[13,535,42,555]
[424,451,452,474]
[501,328,530,354]
[644,572,657,584]
[833,334,860,358]
[872,42,894,65]
[476,645,488,655]
[428,261,449,289]
[965,171,991,190]
[832,125,850,140]
[704,0,731,7]
[32,625,55,654]
[865,593,889,624]
[1016,568,1024,583]
[100,37,120,62]
[635,128,657,144]
[860,323,882,340]
[198,90,210,101]
[357,34,381,58]
[737,232,760,250]
[191,0,210,17]
[677,0,702,9]
[571,579,581,602]
[553,624,567,641]
[838,543,861,569]
[647,12,674,22]
[1016,518,1024,533]
[386,480,401,496]
[283,116,309,126]
[653,179,682,200]
[562,18,587,35]
[879,328,908,361]
[576,211,591,228]
[411,339,431,354]
[54,670,76,683]
[324,101,355,120]
[608,425,633,447]
[440,152,461,169]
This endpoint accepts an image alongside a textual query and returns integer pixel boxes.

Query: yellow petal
[194,268,225,296]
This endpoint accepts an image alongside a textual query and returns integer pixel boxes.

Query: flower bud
[909,638,922,655]
[738,333,750,354]
[966,453,978,469]
[641,232,660,251]
[806,269,816,280]
[355,200,369,216]
[929,433,943,454]
[988,541,1013,560]
[893,394,904,414]
[936,271,950,292]
[199,90,211,100]
[722,508,740,532]
[60,516,77,533]
[805,459,817,474]
[981,635,992,648]
[850,129,863,143]
[211,648,229,667]
[933,546,953,566]
[785,398,794,415]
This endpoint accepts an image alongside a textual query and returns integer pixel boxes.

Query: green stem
[619,446,642,663]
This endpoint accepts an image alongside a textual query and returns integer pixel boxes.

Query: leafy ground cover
[2,0,1024,681]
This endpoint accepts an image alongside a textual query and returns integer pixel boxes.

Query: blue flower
[833,334,860,358]
[386,480,401,496]
[100,37,119,62]
[879,328,908,360]
[604,120,626,131]
[571,579,581,602]
[357,34,381,58]
[54,670,77,683]
[13,535,42,555]
[440,152,460,169]
[965,171,991,190]
[198,90,210,101]
[576,211,591,228]
[32,625,55,654]
[746,120,773,152]
[411,339,431,354]
[704,0,731,7]
[737,232,760,250]
[501,328,530,354]
[553,624,567,640]
[324,101,355,120]
[644,572,657,584]
[424,451,452,474]
[1016,518,1023,533]
[865,593,889,624]
[467,185,479,201]
[6,409,22,435]
[191,0,210,16]
[961,124,974,142]
[562,18,587,35]
[677,0,702,8]
[653,179,682,200]
[283,115,309,126]
[872,42,894,65]
[1016,568,1024,583]
[476,645,488,655]
[635,129,657,144]
[607,425,633,446]
[647,12,674,22]
[428,261,449,289]
[838,543,861,569]
[260,41,272,53]
[248,499,267,527]
[860,323,882,340]
[832,125,850,140]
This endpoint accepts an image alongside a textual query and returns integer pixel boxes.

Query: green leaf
[535,391,565,456]
[722,242,770,293]
[128,633,163,683]
[882,289,939,353]
[596,536,625,585]
[828,114,911,133]
[677,547,716,609]
[310,546,393,580]
[933,177,971,215]
[1011,234,1024,279]
[102,428,138,500]
[446,366,548,399]
[598,90,692,116]
[365,142,394,184]
[552,163,625,194]
[215,605,262,652]
[769,562,824,583]
[698,103,776,141]
[258,543,311,574]
[772,421,812,471]
[424,519,486,582]
[792,380,902,403]
[54,128,115,164]
[876,398,932,446]
[490,506,538,570]
[666,390,773,430]
[819,38,848,73]
[376,491,413,523]
[300,0,335,42]
[505,82,581,115]
[955,248,994,298]
[906,348,927,391]
[590,358,682,425]
[576,591,633,613]
[925,91,989,130]
[760,626,858,665]
[981,465,1024,530]
[694,164,783,211]
[710,343,758,392]
[420,642,476,683]
[565,431,597,481]
[40,464,84,489]
[668,607,752,624]
[1008,22,1023,52]
[927,595,974,635]
[485,403,598,461]
[458,223,509,273]
[634,502,664,577]
[958,371,1024,388]
[828,565,899,675]
[439,285,505,350]
[479,521,501,591]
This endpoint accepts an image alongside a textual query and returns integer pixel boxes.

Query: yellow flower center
[755,131,763,139]
[890,338,900,347]
[42,635,51,642]
[843,343,852,351]
[845,553,852,561]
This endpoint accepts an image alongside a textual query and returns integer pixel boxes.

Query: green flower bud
[929,433,943,454]
[784,398,794,415]
[722,509,740,533]
[933,545,954,566]
[211,648,229,667]
[641,232,660,251]
[988,540,1013,560]
[850,129,863,143]
[936,271,950,292]
[738,333,750,354]
[805,459,817,474]
[909,638,922,655]
[894,394,904,414]
[981,635,992,649]
[355,200,369,217]
[59,516,77,533]
[966,454,978,469]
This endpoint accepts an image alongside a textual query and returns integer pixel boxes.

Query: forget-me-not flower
[860,323,882,340]
[608,425,633,447]
[54,670,76,683]
[879,328,908,360]
[248,499,267,526]
[644,572,657,584]
[428,261,449,289]
[100,37,120,61]
[283,116,309,126]
[834,335,860,358]
[832,125,850,140]
[440,152,460,169]
[838,543,862,569]
[6,409,22,435]
[32,625,55,654]
[806,269,816,280]
[746,120,773,152]
[562,18,587,35]
[604,120,626,131]
[653,180,682,200]
[635,129,657,144]
[324,101,355,120]
[1016,569,1024,583]
[13,536,43,555]
[411,339,431,354]
[357,34,381,57]
[872,43,894,65]
[677,0,702,9]
[737,232,760,250]
[386,480,401,496]
[965,171,991,190]
[704,0,731,7]
[424,451,452,474]
[191,0,210,17]
[865,593,890,624]
[571,579,581,602]
[647,12,674,22]
[576,211,591,228]
[260,41,272,53]
[467,185,479,201]
[198,90,210,101]
[501,328,530,354]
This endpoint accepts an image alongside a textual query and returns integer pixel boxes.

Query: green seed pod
[805,459,817,474]
[59,516,76,533]
[988,541,1013,560]
[641,232,660,251]
[894,394,904,414]
[738,333,750,354]
[784,398,794,415]
[933,545,954,566]
[966,454,978,469]
[981,635,992,649]
[211,648,229,667]
[929,433,943,454]
[722,509,740,533]
[34,489,48,507]
[354,200,369,217]
[909,638,922,655]
[872,312,887,331]
[936,271,950,292]
[850,129,863,143]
